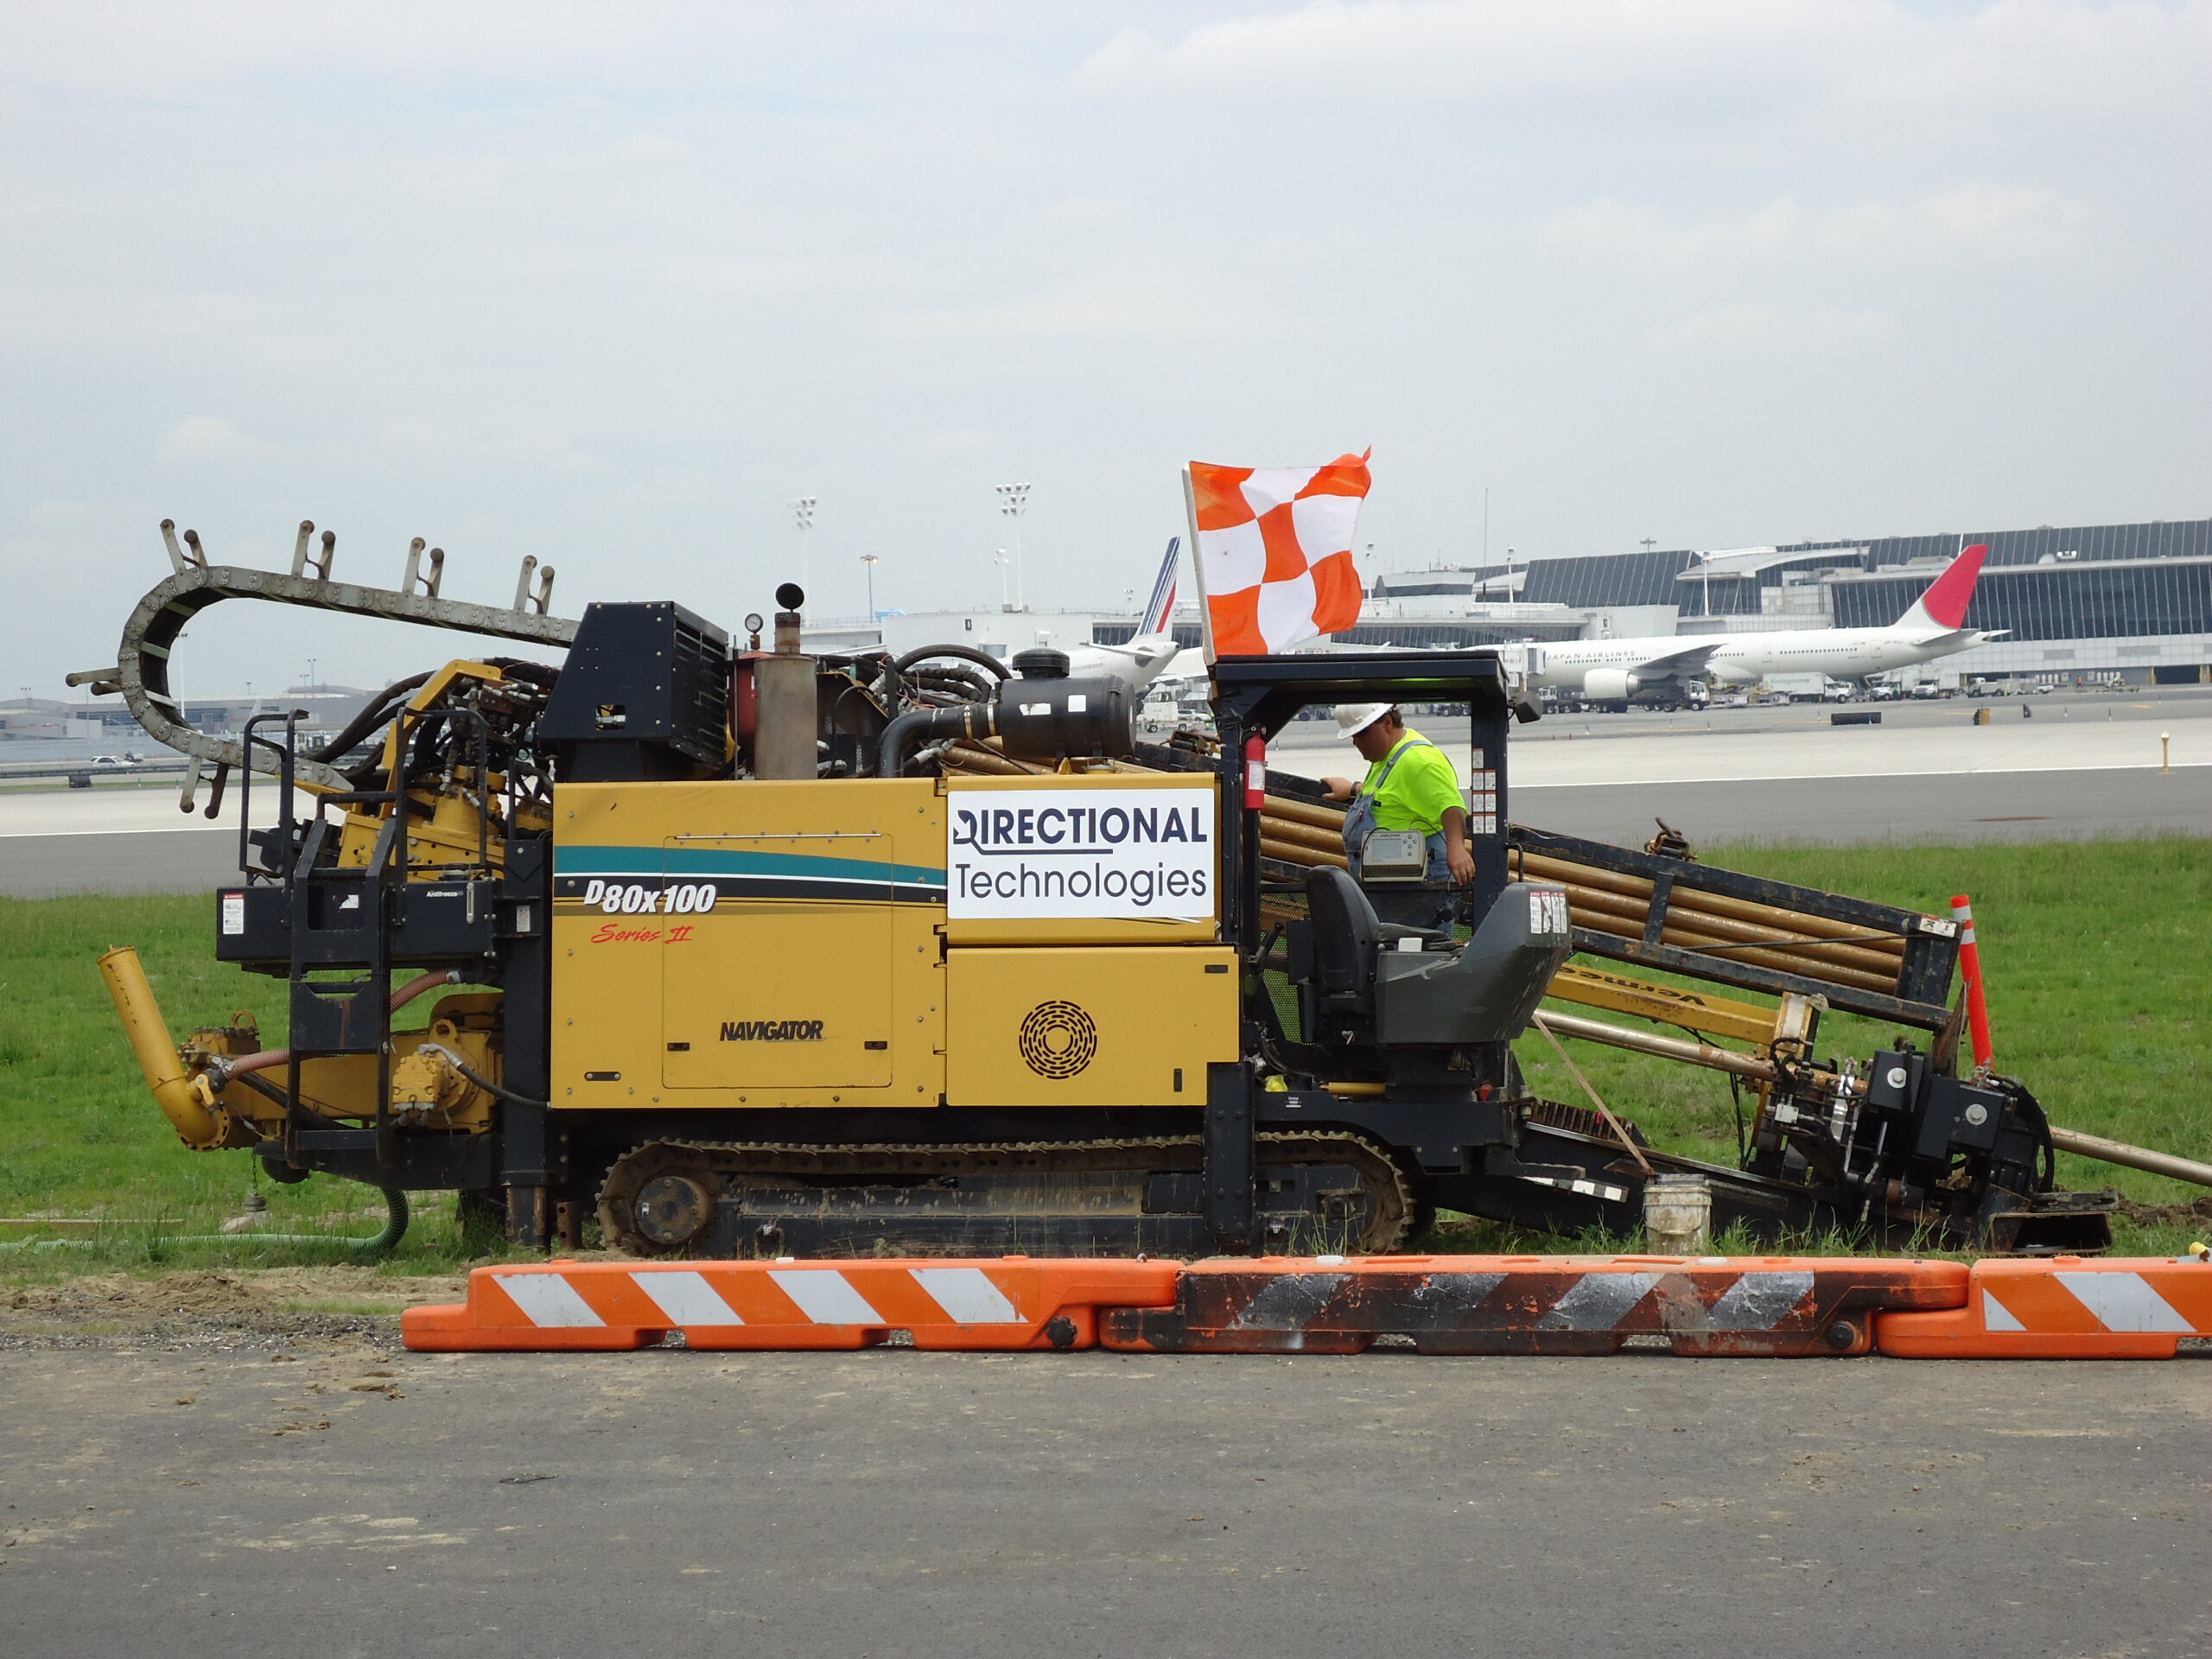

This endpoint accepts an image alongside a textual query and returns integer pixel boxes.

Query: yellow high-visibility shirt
[1357,729,1461,835]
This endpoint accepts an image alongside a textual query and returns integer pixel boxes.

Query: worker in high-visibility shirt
[1321,703,1475,931]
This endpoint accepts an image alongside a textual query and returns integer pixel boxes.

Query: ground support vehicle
[92,524,2112,1255]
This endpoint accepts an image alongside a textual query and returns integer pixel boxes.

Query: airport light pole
[861,553,880,620]
[791,496,817,595]
[995,549,1011,613]
[995,482,1030,610]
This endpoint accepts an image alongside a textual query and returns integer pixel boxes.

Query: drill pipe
[1514,849,1908,956]
[1263,798,1909,971]
[1262,834,1347,870]
[2048,1127,2212,1192]
[1566,906,1900,994]
[1545,879,1904,982]
[1255,816,1348,856]
[1260,795,1353,832]
[1533,1007,1802,1084]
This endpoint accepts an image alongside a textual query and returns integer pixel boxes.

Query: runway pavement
[0,827,248,898]
[1516,766,2212,849]
[3,1336,2207,1658]
[1269,687,2209,787]
[0,781,300,899]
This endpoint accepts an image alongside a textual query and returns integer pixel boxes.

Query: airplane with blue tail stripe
[1059,537,1201,693]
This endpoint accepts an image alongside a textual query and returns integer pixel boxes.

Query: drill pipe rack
[944,739,1963,1033]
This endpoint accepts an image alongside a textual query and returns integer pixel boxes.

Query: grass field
[0,893,488,1275]
[1,836,2206,1272]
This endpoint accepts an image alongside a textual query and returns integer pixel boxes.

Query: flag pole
[1181,465,1217,666]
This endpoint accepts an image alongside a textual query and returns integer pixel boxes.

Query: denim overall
[1342,736,1454,932]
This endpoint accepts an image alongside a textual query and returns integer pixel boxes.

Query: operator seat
[1304,866,1575,1049]
[1305,867,1429,1020]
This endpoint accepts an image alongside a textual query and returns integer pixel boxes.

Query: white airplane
[1529,543,2004,703]
[1062,538,1198,692]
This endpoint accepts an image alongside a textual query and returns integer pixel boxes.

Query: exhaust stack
[753,581,818,780]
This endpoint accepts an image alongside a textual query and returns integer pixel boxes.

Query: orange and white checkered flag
[1184,452,1371,658]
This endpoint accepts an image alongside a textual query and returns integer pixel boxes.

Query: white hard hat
[1334,703,1393,740]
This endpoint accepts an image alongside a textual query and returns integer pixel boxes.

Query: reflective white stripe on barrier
[2025,1271,2194,1334]
[910,1267,1023,1324]
[498,1273,605,1329]
[769,1268,887,1325]
[483,1264,1043,1329]
[632,1270,746,1327]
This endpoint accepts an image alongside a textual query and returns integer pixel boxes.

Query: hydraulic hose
[302,670,433,762]
[877,702,1000,778]
[480,656,561,688]
[240,1186,410,1254]
[210,969,462,1085]
[226,1067,346,1134]
[327,1185,410,1254]
[892,644,1008,680]
[906,664,997,703]
[415,1043,548,1111]
[876,646,1007,748]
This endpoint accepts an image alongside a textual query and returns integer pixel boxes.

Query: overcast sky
[3,0,2207,696]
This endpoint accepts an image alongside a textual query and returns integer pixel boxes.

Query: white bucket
[1643,1173,1713,1255]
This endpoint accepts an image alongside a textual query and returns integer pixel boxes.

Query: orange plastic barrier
[403,1256,1183,1353]
[1877,1255,2212,1358]
[1100,1254,1967,1357]
[405,1253,2212,1360]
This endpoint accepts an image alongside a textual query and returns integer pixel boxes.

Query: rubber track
[595,1133,1414,1260]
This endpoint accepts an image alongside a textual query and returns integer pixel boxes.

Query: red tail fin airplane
[1529,543,2002,702]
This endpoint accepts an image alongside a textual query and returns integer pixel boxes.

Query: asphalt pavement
[1516,765,2212,848]
[0,779,296,899]
[3,1338,2206,1658]
[0,827,245,898]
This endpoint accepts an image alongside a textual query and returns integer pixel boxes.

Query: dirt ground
[2120,1193,2212,1230]
[0,1267,461,1351]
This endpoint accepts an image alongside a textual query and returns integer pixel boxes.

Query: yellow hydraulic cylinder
[98,946,226,1149]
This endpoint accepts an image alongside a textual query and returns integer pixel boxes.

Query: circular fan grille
[1018,1001,1098,1079]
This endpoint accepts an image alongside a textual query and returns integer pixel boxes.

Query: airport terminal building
[1090,517,2209,684]
[1298,517,2212,684]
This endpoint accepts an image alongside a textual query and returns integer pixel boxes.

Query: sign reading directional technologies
[946,785,1217,922]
